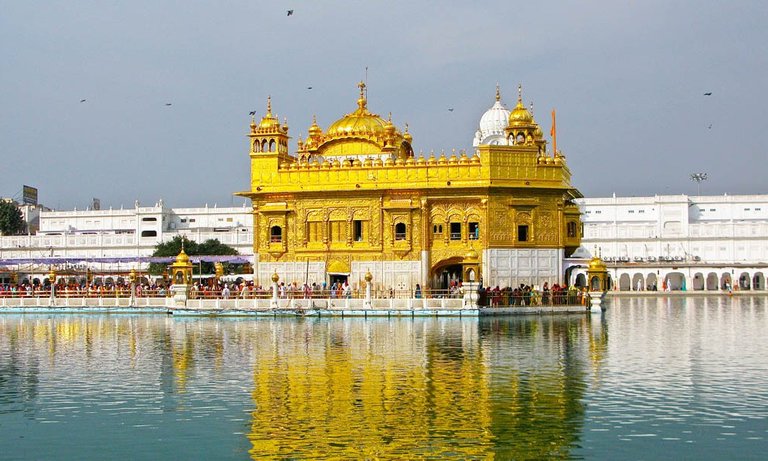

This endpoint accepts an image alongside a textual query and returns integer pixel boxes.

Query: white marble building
[0,201,253,280]
[571,194,768,291]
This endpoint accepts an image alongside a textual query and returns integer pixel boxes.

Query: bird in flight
[249,111,256,116]
[165,103,172,106]
[80,99,86,103]
[307,86,313,90]
[704,92,712,96]
[708,124,712,129]
[287,10,294,16]
[448,108,454,112]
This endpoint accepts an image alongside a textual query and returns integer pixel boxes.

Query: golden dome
[175,248,190,265]
[326,82,388,138]
[508,84,534,126]
[258,96,281,129]
[465,248,479,260]
[308,115,322,137]
[588,256,607,271]
[314,82,413,158]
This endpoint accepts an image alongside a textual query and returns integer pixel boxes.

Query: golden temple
[237,82,582,291]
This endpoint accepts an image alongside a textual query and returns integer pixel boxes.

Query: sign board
[22,185,38,205]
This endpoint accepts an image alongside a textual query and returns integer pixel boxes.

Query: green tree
[148,236,239,275]
[0,201,25,235]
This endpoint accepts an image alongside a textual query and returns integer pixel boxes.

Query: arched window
[270,226,282,243]
[394,222,407,241]
[261,140,267,152]
[269,139,276,152]
[468,222,480,240]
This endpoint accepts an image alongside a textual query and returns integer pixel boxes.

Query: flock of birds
[78,4,716,129]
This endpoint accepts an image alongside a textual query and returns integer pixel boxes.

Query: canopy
[0,255,253,266]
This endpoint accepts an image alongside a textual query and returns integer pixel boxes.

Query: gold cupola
[505,84,547,152]
[309,82,413,159]
[249,96,290,156]
[170,245,193,285]
[508,85,534,126]
[259,96,280,129]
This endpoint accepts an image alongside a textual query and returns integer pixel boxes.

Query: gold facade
[237,83,582,288]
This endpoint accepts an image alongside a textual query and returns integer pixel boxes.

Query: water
[1,296,766,460]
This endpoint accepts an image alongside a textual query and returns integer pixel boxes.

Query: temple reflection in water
[0,314,602,459]
[245,317,596,459]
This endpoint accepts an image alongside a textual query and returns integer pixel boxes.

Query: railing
[0,287,460,300]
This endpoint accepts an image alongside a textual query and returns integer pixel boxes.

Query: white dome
[474,90,510,147]
[479,100,510,134]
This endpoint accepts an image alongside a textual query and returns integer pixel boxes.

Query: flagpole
[551,108,557,156]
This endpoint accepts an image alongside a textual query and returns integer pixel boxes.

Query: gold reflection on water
[247,320,496,459]
[244,318,591,460]
[0,314,594,460]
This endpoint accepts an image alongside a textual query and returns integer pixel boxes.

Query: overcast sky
[2,1,766,210]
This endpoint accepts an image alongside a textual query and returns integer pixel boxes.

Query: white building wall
[483,248,560,288]
[0,202,254,268]
[574,194,768,291]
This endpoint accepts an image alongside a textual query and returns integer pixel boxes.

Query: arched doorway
[692,272,705,291]
[721,272,732,290]
[618,273,631,291]
[706,272,718,290]
[665,272,685,291]
[431,258,464,291]
[632,273,645,291]
[646,273,658,291]
[575,273,586,288]
[754,272,765,291]
[738,272,751,290]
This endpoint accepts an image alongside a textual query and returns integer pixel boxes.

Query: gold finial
[404,122,409,133]
[517,84,522,103]
[181,239,185,252]
[496,83,501,102]
[529,102,534,116]
[388,112,392,122]
[266,95,272,115]
[357,81,367,110]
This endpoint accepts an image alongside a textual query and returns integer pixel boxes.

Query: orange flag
[551,109,557,154]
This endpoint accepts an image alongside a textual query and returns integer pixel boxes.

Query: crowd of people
[1,277,590,306]
[478,282,587,307]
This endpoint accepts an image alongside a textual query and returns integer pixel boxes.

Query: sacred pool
[1,296,766,460]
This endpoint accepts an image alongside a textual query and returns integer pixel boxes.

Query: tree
[0,201,25,235]
[148,236,240,275]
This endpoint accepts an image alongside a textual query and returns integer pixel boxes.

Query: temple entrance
[329,274,348,286]
[431,261,464,291]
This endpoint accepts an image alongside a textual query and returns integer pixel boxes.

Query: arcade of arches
[594,269,766,291]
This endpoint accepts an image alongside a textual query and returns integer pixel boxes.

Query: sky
[2,0,766,210]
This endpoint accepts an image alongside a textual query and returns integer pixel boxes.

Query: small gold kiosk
[170,248,194,308]
[586,255,609,313]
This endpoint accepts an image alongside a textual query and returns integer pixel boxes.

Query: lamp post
[271,272,279,309]
[364,270,373,309]
[129,268,137,304]
[690,172,708,196]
